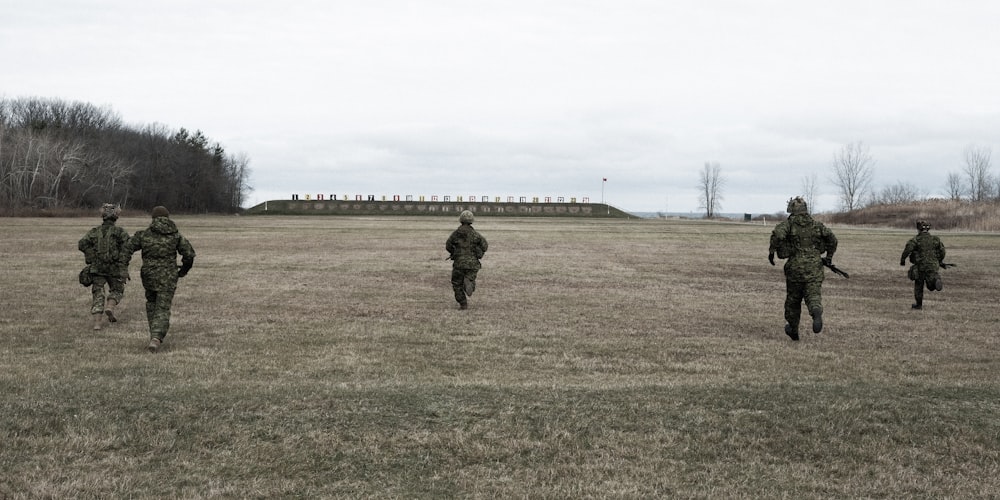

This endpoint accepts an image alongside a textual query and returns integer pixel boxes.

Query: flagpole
[602,178,608,214]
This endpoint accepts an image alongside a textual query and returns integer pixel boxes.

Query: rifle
[822,258,849,279]
[940,262,957,269]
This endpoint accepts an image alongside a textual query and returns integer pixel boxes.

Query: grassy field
[2,215,998,498]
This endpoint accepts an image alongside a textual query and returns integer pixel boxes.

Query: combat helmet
[786,196,809,215]
[100,203,120,221]
[459,210,475,224]
[916,220,931,232]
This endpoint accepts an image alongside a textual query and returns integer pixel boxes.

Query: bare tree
[963,144,993,201]
[945,171,964,200]
[830,141,875,211]
[801,172,819,212]
[224,152,253,208]
[698,161,724,218]
[870,181,925,205]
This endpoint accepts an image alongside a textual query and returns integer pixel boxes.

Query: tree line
[698,141,999,217]
[0,97,251,213]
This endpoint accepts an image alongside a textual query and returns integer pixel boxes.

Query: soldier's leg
[451,268,467,308]
[927,271,943,291]
[90,276,107,314]
[463,269,479,296]
[90,276,108,330]
[803,281,824,333]
[144,288,157,332]
[912,278,924,309]
[105,277,125,323]
[149,288,176,341]
[784,280,804,337]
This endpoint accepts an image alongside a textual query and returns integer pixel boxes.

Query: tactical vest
[787,217,824,258]
[908,233,940,266]
[453,228,472,253]
[95,225,119,266]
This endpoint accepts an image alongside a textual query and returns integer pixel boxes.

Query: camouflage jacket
[78,221,131,277]
[446,224,488,270]
[769,213,837,282]
[901,233,945,275]
[125,217,196,291]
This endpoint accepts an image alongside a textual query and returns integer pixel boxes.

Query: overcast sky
[3,0,999,214]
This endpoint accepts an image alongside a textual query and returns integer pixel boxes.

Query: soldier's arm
[123,231,144,259]
[78,233,92,260]
[117,229,132,266]
[177,235,195,261]
[177,235,196,277]
[767,227,780,254]
[825,229,837,259]
[900,239,915,265]
[768,224,787,259]
[445,233,456,254]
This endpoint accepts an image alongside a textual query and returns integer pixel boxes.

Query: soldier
[768,196,838,341]
[124,206,196,352]
[446,210,488,310]
[78,203,131,330]
[900,220,946,310]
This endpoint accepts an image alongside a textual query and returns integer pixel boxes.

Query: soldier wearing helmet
[78,203,131,331]
[768,196,838,341]
[900,220,946,310]
[446,210,488,310]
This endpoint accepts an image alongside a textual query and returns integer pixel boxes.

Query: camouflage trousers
[89,275,126,314]
[912,269,942,305]
[784,279,823,331]
[143,288,176,341]
[451,268,479,304]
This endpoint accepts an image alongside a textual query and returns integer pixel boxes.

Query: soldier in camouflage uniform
[78,203,131,330]
[446,210,488,310]
[124,206,196,352]
[768,197,838,341]
[900,220,946,310]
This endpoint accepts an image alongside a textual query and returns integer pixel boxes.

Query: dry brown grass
[826,198,1000,232]
[1,215,998,498]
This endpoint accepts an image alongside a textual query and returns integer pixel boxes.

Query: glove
[178,257,194,278]
[768,252,775,266]
[900,259,906,266]
[821,257,832,266]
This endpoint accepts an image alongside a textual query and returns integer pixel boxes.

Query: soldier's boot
[784,323,799,341]
[464,277,476,296]
[459,300,468,310]
[92,312,105,331]
[104,299,119,323]
[147,337,161,353]
[810,309,823,334]
[911,300,922,310]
